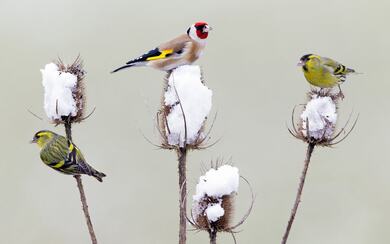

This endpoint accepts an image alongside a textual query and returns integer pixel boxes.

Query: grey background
[1,0,389,243]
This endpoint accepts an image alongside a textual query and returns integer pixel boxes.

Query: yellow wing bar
[146,49,174,61]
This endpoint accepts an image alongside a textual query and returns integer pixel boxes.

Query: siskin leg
[337,84,345,100]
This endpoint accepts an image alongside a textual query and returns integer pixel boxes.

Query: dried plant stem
[178,147,188,244]
[64,119,98,244]
[281,142,315,244]
[64,117,73,141]
[209,229,217,244]
[74,175,98,244]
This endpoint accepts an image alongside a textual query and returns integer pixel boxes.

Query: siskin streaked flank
[298,54,356,90]
[31,130,106,182]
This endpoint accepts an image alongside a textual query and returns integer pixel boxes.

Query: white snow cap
[193,165,240,202]
[300,95,337,140]
[193,165,239,222]
[164,65,212,147]
[41,63,78,120]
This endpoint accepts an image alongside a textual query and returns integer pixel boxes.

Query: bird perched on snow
[298,54,356,96]
[111,21,212,73]
[31,130,106,182]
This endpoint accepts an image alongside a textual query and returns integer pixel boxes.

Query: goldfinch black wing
[111,48,175,73]
[111,34,190,73]
[127,48,175,64]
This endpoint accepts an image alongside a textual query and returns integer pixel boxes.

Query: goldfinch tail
[111,64,135,73]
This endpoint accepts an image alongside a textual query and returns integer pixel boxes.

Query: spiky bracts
[41,56,86,125]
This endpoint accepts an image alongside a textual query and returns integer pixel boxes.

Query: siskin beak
[30,138,37,144]
[297,60,305,67]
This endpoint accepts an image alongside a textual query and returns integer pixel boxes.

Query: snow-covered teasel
[300,95,337,140]
[41,57,86,124]
[289,90,358,146]
[188,163,253,243]
[159,65,212,148]
[192,165,239,228]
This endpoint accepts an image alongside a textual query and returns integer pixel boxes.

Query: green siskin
[31,130,106,182]
[298,54,356,95]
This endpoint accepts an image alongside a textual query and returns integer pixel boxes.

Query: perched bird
[111,21,212,72]
[31,130,106,182]
[298,54,356,96]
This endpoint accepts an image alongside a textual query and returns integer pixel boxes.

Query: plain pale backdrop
[1,0,390,243]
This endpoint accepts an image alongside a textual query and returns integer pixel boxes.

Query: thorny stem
[178,146,188,244]
[209,229,217,244]
[281,143,315,244]
[64,116,98,244]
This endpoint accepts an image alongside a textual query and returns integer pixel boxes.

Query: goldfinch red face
[187,22,212,42]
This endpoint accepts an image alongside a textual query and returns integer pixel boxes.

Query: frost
[301,95,337,140]
[41,63,77,120]
[164,65,212,147]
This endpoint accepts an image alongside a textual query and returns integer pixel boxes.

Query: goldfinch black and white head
[112,21,212,73]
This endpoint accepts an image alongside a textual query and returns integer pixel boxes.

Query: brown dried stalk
[178,146,188,244]
[64,118,98,244]
[281,142,314,244]
[209,229,217,244]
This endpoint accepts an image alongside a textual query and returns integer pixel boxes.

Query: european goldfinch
[298,54,356,95]
[111,21,212,72]
[31,130,106,182]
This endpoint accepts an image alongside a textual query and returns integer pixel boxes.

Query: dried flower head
[192,165,239,231]
[188,163,254,242]
[289,89,358,146]
[157,65,212,150]
[41,56,86,125]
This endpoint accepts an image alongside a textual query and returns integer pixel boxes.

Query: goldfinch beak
[204,25,213,32]
[297,60,305,66]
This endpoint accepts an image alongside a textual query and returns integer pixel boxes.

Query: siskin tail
[347,68,356,73]
[111,64,135,73]
[348,68,363,75]
[92,170,106,182]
